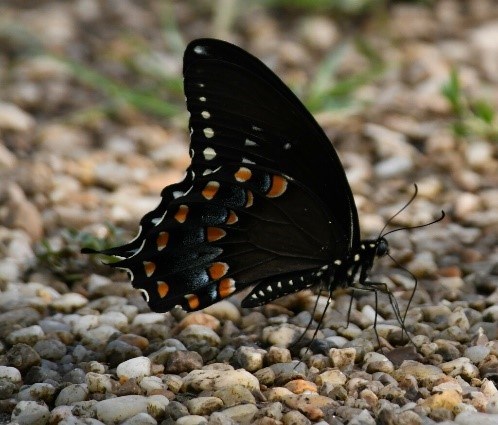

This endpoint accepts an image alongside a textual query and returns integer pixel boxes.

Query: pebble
[176,415,208,425]
[178,324,221,347]
[165,350,203,373]
[213,385,256,407]
[185,396,223,415]
[55,384,89,406]
[11,400,50,425]
[95,395,149,423]
[233,346,266,371]
[50,293,88,313]
[182,368,260,392]
[116,356,152,381]
[6,325,45,346]
[0,102,35,132]
[218,403,259,425]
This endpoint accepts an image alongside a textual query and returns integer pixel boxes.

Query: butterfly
[83,38,434,316]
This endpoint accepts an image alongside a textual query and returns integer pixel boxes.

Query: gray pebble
[34,339,67,360]
[55,384,89,406]
[17,382,56,403]
[7,325,45,346]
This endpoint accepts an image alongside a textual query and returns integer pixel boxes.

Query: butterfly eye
[376,238,389,257]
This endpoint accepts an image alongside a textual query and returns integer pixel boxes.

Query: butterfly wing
[89,39,359,312]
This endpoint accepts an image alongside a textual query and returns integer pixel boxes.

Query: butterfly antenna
[382,210,446,239]
[377,183,419,240]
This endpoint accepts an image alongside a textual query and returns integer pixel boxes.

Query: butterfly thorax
[330,236,389,290]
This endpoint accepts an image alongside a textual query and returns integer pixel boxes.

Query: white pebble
[95,395,149,423]
[0,366,22,383]
[132,313,166,326]
[117,357,152,381]
[11,400,50,425]
[50,293,88,313]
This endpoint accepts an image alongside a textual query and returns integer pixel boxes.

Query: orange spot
[209,262,229,280]
[174,205,188,223]
[267,175,288,198]
[234,167,252,182]
[185,294,200,310]
[226,210,238,225]
[202,181,219,200]
[143,261,156,277]
[157,281,169,298]
[156,232,169,251]
[219,278,236,298]
[207,227,226,242]
[245,190,254,207]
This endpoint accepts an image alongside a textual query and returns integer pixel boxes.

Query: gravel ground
[0,1,497,424]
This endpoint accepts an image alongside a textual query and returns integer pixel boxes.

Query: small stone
[165,350,203,374]
[50,293,88,313]
[265,346,292,365]
[0,102,35,131]
[0,366,22,384]
[55,384,89,406]
[219,403,259,425]
[422,388,463,411]
[203,301,242,323]
[6,325,45,346]
[121,412,157,425]
[393,361,444,386]
[105,340,142,368]
[176,415,208,425]
[182,369,259,392]
[282,410,312,425]
[213,385,256,407]
[85,372,114,393]
[11,400,50,425]
[178,324,221,347]
[464,346,490,364]
[441,357,479,380]
[176,312,220,332]
[300,16,339,51]
[316,369,347,386]
[131,313,166,326]
[33,339,67,360]
[139,376,165,395]
[285,379,318,394]
[116,356,152,382]
[363,352,394,374]
[233,346,266,372]
[5,344,41,372]
[186,396,223,416]
[329,347,356,370]
[95,395,149,423]
[455,411,498,425]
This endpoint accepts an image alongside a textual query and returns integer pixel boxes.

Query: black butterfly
[84,38,423,315]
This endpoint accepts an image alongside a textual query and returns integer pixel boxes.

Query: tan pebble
[175,312,220,332]
[284,379,317,394]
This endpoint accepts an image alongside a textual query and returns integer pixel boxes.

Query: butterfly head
[375,237,389,258]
